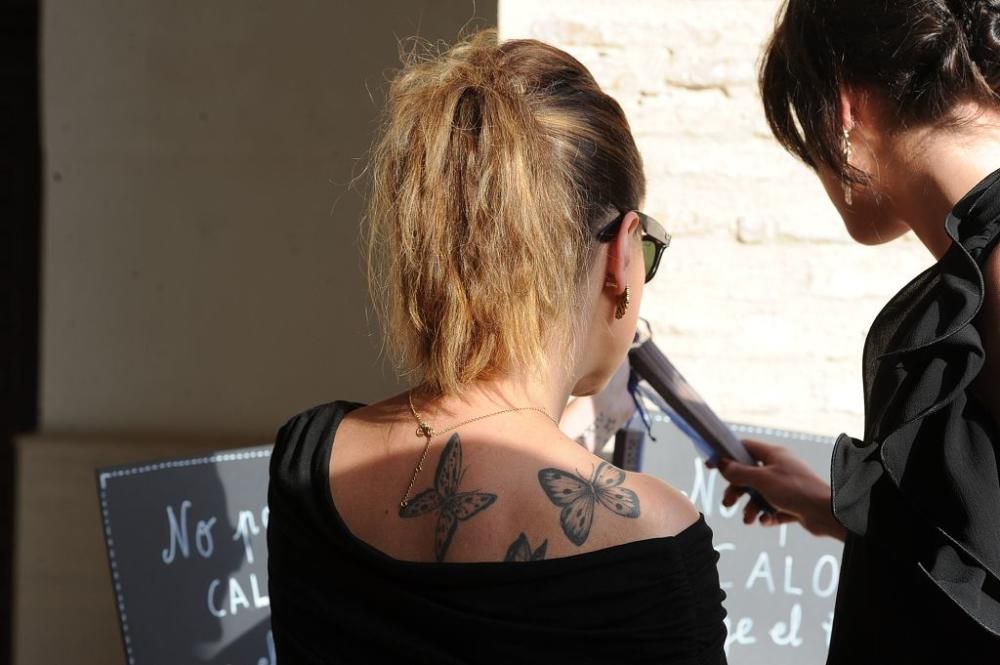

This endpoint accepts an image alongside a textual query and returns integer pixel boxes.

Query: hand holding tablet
[627,324,775,515]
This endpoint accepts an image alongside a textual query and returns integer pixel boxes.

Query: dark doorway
[0,0,41,663]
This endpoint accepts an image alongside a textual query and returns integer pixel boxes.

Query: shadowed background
[14,2,495,664]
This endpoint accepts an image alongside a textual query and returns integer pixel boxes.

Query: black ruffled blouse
[828,169,1000,663]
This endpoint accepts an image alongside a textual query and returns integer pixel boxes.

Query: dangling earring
[615,284,631,320]
[842,127,853,207]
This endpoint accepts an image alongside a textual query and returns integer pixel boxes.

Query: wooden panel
[13,434,261,665]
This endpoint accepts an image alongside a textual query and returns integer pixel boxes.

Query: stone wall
[501,0,932,437]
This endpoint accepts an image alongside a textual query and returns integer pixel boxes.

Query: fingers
[743,499,763,525]
[741,438,786,462]
[709,441,787,472]
[706,453,805,529]
[716,457,764,486]
[760,512,797,527]
[721,483,746,508]
[746,502,797,527]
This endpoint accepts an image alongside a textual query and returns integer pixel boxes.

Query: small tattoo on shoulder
[537,461,640,546]
[574,412,618,449]
[398,433,497,562]
[504,532,548,562]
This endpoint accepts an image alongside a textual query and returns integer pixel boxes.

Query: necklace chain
[400,390,558,508]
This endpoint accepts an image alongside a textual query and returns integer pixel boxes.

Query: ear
[838,86,858,133]
[604,211,641,295]
[839,85,882,133]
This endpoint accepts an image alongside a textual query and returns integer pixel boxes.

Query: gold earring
[842,127,853,207]
[615,285,631,320]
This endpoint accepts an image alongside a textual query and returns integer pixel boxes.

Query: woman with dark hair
[267,30,727,664]
[713,1,1000,662]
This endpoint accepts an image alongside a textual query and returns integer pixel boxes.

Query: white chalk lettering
[723,616,757,656]
[718,493,742,519]
[207,574,269,618]
[234,510,262,564]
[746,552,776,594]
[229,577,251,615]
[207,578,227,618]
[783,555,803,595]
[161,501,217,563]
[812,554,839,598]
[195,516,217,558]
[250,573,270,608]
[769,603,803,647]
[161,500,192,564]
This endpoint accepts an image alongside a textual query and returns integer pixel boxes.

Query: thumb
[717,457,765,487]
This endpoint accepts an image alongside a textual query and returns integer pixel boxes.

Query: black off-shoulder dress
[828,169,1000,663]
[267,400,729,665]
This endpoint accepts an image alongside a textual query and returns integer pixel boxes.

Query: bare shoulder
[528,443,700,553]
[626,470,701,538]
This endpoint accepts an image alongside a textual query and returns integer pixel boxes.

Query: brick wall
[500,0,932,437]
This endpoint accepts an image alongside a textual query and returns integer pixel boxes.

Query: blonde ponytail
[365,30,644,396]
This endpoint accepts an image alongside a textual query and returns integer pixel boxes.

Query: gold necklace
[400,390,558,508]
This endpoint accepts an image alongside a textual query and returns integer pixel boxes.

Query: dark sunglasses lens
[642,240,657,280]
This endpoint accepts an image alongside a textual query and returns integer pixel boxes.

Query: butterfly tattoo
[538,462,641,546]
[398,433,497,562]
[504,533,548,562]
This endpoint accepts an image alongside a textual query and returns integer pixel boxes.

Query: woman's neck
[890,106,1000,429]
[414,371,574,435]
[891,109,1000,259]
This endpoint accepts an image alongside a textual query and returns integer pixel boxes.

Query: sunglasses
[595,211,671,283]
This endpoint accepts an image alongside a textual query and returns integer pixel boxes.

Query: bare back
[328,395,699,563]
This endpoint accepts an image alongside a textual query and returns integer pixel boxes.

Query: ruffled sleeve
[831,168,1000,636]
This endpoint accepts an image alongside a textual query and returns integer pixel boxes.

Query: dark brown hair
[761,0,1000,182]
[366,30,645,395]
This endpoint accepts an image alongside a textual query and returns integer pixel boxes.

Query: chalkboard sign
[97,422,841,665]
[640,413,842,664]
[97,447,274,665]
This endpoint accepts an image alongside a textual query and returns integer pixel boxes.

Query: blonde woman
[266,31,727,664]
